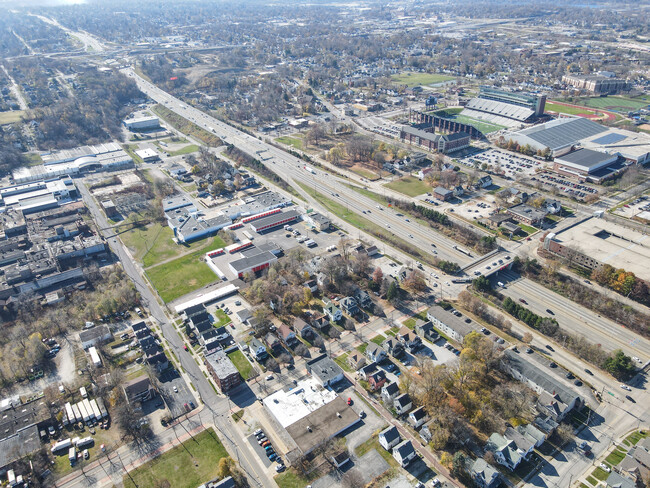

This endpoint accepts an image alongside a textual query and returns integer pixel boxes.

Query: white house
[409,406,428,429]
[394,393,412,415]
[392,440,417,467]
[378,426,401,451]
[365,342,387,363]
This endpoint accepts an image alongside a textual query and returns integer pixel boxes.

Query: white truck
[51,438,72,453]
[76,436,94,449]
[68,447,77,466]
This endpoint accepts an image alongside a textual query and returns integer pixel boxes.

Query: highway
[75,180,273,488]
[123,68,474,269]
[498,268,650,359]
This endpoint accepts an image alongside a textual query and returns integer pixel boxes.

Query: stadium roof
[513,117,607,151]
[466,98,535,121]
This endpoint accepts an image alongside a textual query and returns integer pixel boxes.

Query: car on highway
[546,308,554,315]
[549,362,557,368]
[626,395,636,403]
[584,368,593,375]
[519,298,527,304]
[620,384,631,391]
[574,380,583,386]
[545,344,554,352]
[408,234,413,238]
[566,372,574,379]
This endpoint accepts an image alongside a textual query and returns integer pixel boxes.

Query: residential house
[503,350,582,422]
[122,375,154,405]
[340,297,359,316]
[434,186,453,201]
[483,213,516,231]
[359,362,378,381]
[394,393,413,415]
[454,185,464,197]
[605,472,636,488]
[354,289,373,309]
[471,458,501,488]
[409,407,428,429]
[426,306,475,343]
[486,433,524,471]
[378,426,401,451]
[504,426,535,459]
[533,415,558,435]
[265,333,281,352]
[382,337,405,358]
[311,314,330,331]
[249,338,268,361]
[393,440,417,467]
[235,309,253,325]
[398,326,422,352]
[146,350,169,372]
[517,423,546,448]
[618,443,650,483]
[368,370,387,391]
[293,317,313,339]
[418,167,434,180]
[79,325,112,350]
[365,245,380,257]
[303,280,318,293]
[381,382,400,403]
[543,198,562,214]
[306,355,344,388]
[324,302,342,322]
[277,324,297,347]
[347,352,366,371]
[365,342,387,363]
[476,175,493,189]
[419,423,433,444]
[414,319,439,342]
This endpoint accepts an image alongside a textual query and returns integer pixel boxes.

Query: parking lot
[612,195,650,219]
[356,115,401,138]
[459,148,544,179]
[444,198,495,222]
[157,367,197,418]
[530,171,599,199]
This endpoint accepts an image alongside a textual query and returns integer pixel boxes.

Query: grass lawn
[391,72,455,87]
[623,430,648,446]
[604,448,626,466]
[152,104,222,146]
[591,467,610,481]
[450,114,506,134]
[275,135,303,150]
[0,110,25,124]
[227,349,255,380]
[123,144,144,164]
[370,335,385,346]
[385,176,430,197]
[275,468,321,488]
[356,343,368,354]
[350,166,379,180]
[345,184,390,206]
[585,476,598,486]
[145,236,226,303]
[26,152,43,166]
[402,311,427,329]
[123,428,228,488]
[213,309,232,328]
[354,435,399,468]
[169,144,200,156]
[333,352,352,372]
[545,102,599,116]
[582,96,649,112]
[518,223,538,235]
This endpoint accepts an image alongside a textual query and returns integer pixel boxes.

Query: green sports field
[391,72,455,87]
[581,96,649,112]
[545,102,599,116]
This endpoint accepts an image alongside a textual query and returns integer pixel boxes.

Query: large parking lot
[459,148,544,179]
[612,194,650,219]
[157,368,197,418]
[356,115,401,138]
[530,172,599,199]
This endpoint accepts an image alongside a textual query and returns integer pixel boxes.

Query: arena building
[460,86,546,127]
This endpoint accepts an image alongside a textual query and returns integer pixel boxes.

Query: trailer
[76,401,89,423]
[88,347,102,367]
[71,404,82,423]
[96,397,108,418]
[82,399,94,422]
[79,387,88,399]
[76,436,94,449]
[90,399,101,420]
[68,446,77,466]
[51,438,72,453]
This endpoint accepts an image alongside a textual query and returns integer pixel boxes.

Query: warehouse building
[123,116,160,131]
[135,148,160,162]
[229,248,278,278]
[249,209,300,233]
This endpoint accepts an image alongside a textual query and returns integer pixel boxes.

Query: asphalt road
[75,180,272,488]
[497,269,650,360]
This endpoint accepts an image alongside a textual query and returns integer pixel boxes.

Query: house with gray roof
[471,458,500,488]
[392,440,417,467]
[426,306,476,343]
[365,342,387,363]
[378,426,401,451]
[307,355,344,388]
[487,432,524,471]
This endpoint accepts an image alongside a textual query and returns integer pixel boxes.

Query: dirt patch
[639,124,650,131]
[188,279,198,286]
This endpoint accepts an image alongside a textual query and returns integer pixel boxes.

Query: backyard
[123,428,228,488]
[228,350,255,380]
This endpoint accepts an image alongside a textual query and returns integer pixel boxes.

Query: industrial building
[249,209,300,233]
[562,75,630,95]
[400,126,471,154]
[13,143,133,183]
[229,248,278,279]
[123,115,160,131]
[542,217,650,283]
[262,377,360,459]
[504,117,650,165]
[135,148,160,162]
[304,212,330,231]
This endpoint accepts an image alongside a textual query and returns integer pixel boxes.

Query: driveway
[158,368,196,418]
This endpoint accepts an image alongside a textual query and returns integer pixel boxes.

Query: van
[497,282,505,288]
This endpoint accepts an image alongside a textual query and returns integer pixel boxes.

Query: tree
[451,452,468,478]
[603,350,635,379]
[372,267,384,284]
[522,332,533,344]
[473,275,492,293]
[386,281,401,305]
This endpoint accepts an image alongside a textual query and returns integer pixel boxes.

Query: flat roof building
[123,116,160,131]
[229,249,278,278]
[506,204,548,226]
[249,209,300,233]
[135,148,159,162]
[400,126,471,154]
[204,350,241,393]
[426,306,476,343]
